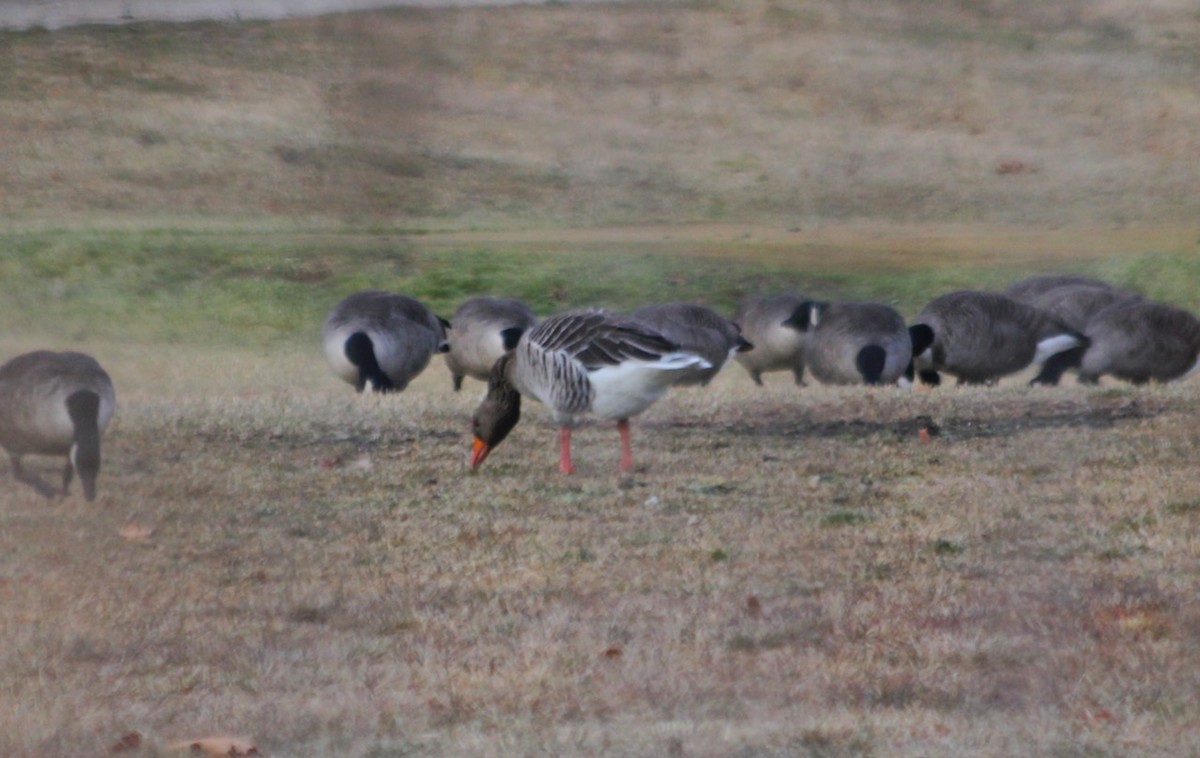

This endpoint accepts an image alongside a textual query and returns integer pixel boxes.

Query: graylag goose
[470,309,711,474]
[629,302,752,386]
[731,292,807,386]
[323,291,449,393]
[0,351,116,501]
[1034,299,1200,386]
[444,296,537,391]
[784,301,912,385]
[909,290,1086,386]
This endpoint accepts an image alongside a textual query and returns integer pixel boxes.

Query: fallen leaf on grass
[995,158,1034,175]
[1076,707,1119,726]
[915,415,940,442]
[119,524,155,541]
[110,731,142,752]
[1101,605,1172,639]
[746,595,764,619]
[167,736,258,756]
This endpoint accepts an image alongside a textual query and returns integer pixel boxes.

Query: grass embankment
[3,227,1200,348]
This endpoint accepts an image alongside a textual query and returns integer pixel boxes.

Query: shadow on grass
[655,398,1157,443]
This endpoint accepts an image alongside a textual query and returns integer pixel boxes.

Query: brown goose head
[470,353,522,470]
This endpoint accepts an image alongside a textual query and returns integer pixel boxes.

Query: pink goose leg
[558,426,576,474]
[617,419,634,472]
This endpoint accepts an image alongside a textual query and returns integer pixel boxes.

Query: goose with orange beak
[470,309,710,474]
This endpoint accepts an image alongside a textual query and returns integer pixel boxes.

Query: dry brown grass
[3,1,1200,754]
[2,337,1199,756]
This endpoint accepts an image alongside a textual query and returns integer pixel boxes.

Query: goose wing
[528,310,680,371]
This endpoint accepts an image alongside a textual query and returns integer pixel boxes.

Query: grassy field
[2,0,1200,755]
[3,343,1200,756]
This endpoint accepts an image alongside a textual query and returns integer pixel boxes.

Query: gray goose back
[1029,284,1142,332]
[1004,274,1118,305]
[0,350,116,501]
[322,290,448,393]
[444,296,537,390]
[508,309,694,423]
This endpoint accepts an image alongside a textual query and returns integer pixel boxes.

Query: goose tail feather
[654,351,713,372]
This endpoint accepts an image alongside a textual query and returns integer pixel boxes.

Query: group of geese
[2,273,1199,498]
[320,273,1200,475]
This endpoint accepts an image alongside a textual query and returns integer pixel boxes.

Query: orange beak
[470,436,492,470]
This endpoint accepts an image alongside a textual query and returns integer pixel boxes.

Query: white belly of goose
[1187,354,1200,378]
[587,352,710,420]
[323,327,360,385]
[30,400,77,448]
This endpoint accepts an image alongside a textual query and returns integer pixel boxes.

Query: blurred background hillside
[2,0,1198,232]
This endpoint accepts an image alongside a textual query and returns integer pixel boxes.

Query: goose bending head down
[783,301,912,386]
[470,309,711,474]
[1037,299,1200,386]
[0,350,116,501]
[908,290,1086,386]
[322,290,449,393]
[731,292,808,386]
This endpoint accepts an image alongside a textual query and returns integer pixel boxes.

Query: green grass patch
[931,538,965,556]
[821,510,872,528]
[1165,501,1200,516]
[2,227,1199,348]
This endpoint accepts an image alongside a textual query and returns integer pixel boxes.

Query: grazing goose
[1019,285,1144,385]
[1003,274,1118,305]
[322,291,449,393]
[629,302,752,386]
[731,292,807,386]
[470,309,711,474]
[444,296,537,391]
[1035,299,1200,386]
[784,301,912,386]
[0,351,116,501]
[909,290,1086,386]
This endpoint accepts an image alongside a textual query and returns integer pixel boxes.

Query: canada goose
[322,291,449,393]
[1003,274,1118,305]
[784,301,912,386]
[1035,299,1200,386]
[909,290,1086,386]
[444,296,537,391]
[731,292,807,386]
[0,351,116,501]
[470,309,710,474]
[629,302,752,386]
